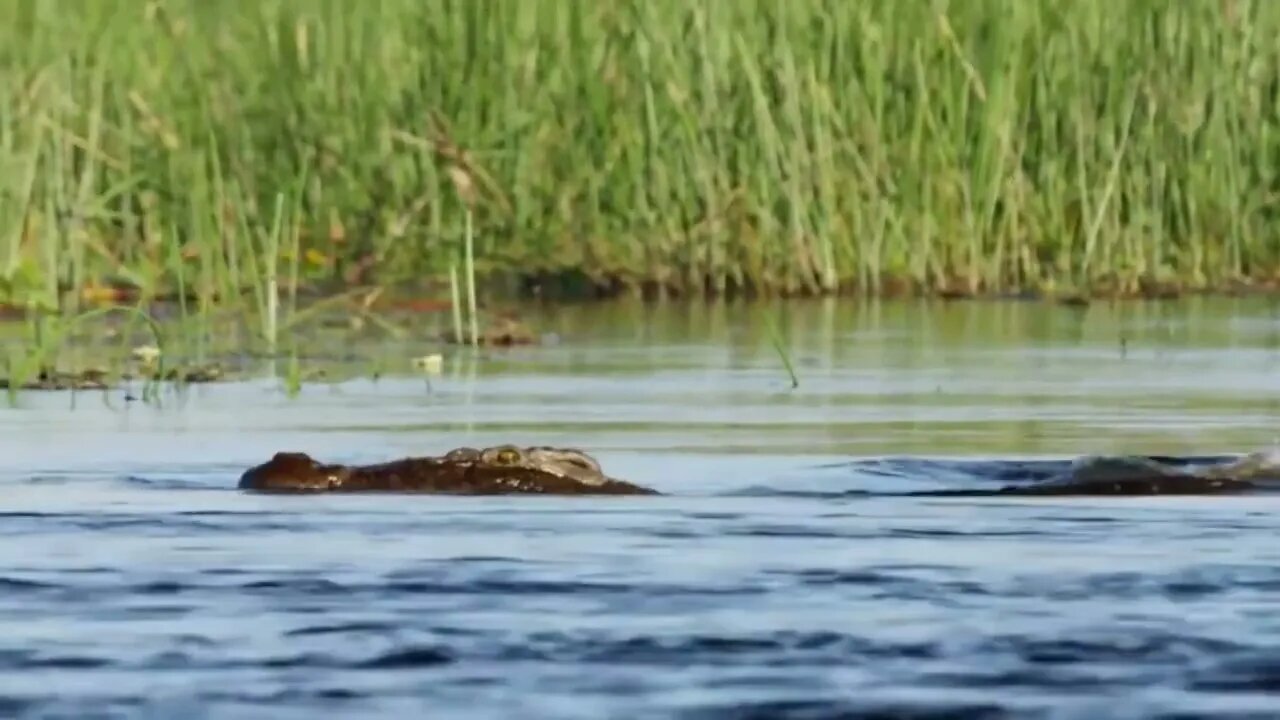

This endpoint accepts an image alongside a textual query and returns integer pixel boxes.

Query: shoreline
[3,271,1280,321]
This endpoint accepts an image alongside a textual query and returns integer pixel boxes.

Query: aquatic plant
[0,0,1277,313]
[763,311,800,389]
[0,304,168,405]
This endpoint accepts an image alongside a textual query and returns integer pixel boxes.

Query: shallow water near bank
[3,297,1280,719]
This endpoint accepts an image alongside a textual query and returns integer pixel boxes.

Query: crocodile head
[238,445,621,493]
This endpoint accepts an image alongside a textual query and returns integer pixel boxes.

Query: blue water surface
[3,298,1280,719]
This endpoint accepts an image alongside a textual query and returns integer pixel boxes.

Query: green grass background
[2,0,1278,312]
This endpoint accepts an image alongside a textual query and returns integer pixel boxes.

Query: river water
[3,297,1280,719]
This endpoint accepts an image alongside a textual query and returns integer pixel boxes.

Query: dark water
[3,298,1280,719]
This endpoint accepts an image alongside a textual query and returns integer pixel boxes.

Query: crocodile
[913,449,1280,497]
[238,444,659,495]
[237,443,1280,498]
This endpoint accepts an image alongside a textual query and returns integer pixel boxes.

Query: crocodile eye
[446,448,479,462]
[496,448,520,464]
[563,454,600,472]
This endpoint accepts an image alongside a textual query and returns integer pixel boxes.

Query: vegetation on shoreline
[1,0,1278,324]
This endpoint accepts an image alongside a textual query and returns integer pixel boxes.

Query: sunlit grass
[0,0,1276,316]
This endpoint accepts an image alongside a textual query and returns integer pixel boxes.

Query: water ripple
[4,453,1280,719]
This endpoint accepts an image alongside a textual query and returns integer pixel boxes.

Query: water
[3,297,1280,719]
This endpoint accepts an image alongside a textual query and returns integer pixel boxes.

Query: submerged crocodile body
[238,445,659,495]
[237,444,1280,498]
[916,450,1280,497]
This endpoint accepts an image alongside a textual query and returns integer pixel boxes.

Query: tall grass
[0,0,1277,310]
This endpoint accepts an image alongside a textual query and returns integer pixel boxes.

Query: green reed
[763,310,800,390]
[1,303,168,405]
[0,0,1277,313]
